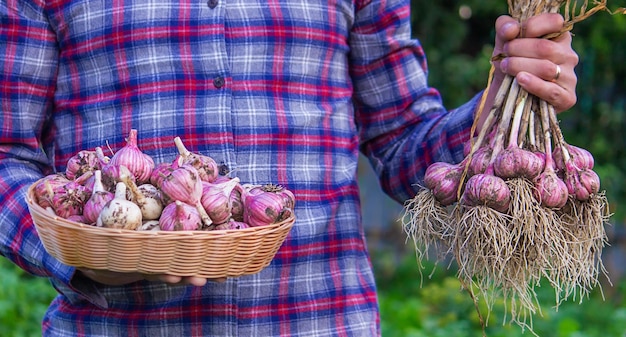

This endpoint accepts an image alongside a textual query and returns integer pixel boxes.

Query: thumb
[492,15,521,62]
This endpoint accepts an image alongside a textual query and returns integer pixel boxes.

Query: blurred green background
[2,1,626,336]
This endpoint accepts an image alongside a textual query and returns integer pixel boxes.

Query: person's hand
[78,268,226,287]
[488,13,578,114]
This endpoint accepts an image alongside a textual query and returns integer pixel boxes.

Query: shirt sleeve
[0,1,103,306]
[350,0,480,203]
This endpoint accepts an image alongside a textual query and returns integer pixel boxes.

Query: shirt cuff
[43,253,108,309]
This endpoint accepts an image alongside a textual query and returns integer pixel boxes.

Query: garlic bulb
[97,182,143,230]
[160,164,213,228]
[173,136,219,183]
[460,173,511,213]
[138,220,161,231]
[65,150,101,180]
[34,174,70,209]
[136,184,164,220]
[213,176,244,221]
[109,129,155,184]
[83,171,114,224]
[49,180,90,219]
[200,178,240,225]
[243,184,295,227]
[214,219,249,231]
[119,170,163,221]
[534,170,569,208]
[159,200,203,231]
[423,161,464,206]
[150,162,174,189]
[494,147,544,180]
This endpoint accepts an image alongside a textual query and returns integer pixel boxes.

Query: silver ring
[552,64,561,82]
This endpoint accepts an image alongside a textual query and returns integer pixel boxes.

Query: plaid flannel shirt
[0,0,477,336]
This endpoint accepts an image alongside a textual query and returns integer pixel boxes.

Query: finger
[181,277,209,287]
[501,57,572,84]
[494,15,521,53]
[143,274,224,287]
[519,13,565,39]
[503,35,575,66]
[178,277,226,286]
[78,268,144,286]
[516,71,577,112]
[142,273,181,283]
[495,15,521,40]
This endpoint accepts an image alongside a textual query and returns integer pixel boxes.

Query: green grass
[374,249,626,337]
[0,259,57,337]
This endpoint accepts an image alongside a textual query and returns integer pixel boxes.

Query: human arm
[0,0,72,281]
[0,2,219,297]
[352,2,579,202]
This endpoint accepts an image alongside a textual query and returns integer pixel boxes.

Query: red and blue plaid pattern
[1,0,477,335]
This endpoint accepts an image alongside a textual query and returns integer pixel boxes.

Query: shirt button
[213,76,225,88]
[207,0,219,9]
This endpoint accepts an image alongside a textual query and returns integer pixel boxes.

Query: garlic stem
[534,106,544,153]
[540,100,556,171]
[92,170,104,192]
[468,75,514,155]
[507,89,529,148]
[120,171,147,206]
[195,202,213,230]
[517,92,533,147]
[174,136,190,156]
[174,137,191,166]
[490,78,521,163]
[528,109,537,149]
[95,146,111,165]
[547,103,572,163]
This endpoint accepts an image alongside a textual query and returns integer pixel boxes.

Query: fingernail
[502,22,516,34]
[500,58,509,72]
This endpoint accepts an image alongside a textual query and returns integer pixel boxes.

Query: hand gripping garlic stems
[97,182,143,230]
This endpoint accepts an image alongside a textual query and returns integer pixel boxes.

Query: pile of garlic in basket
[33,129,295,232]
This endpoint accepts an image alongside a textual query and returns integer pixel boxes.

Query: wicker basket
[26,180,295,278]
